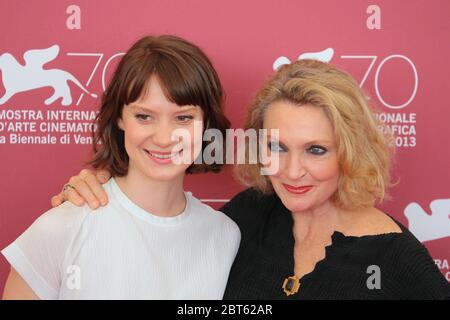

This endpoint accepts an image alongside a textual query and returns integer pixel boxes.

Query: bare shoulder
[342,207,402,237]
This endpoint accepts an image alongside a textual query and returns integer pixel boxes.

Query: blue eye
[307,145,327,155]
[268,141,286,153]
[177,115,194,123]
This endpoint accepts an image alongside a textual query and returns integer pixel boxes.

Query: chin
[143,166,186,182]
[281,198,313,213]
[274,187,314,213]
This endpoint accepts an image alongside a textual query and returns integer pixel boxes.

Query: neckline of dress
[273,195,405,286]
[108,177,191,226]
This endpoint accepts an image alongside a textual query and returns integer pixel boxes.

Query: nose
[285,152,307,181]
[152,121,178,149]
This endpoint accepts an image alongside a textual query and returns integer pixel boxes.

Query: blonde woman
[44,60,450,299]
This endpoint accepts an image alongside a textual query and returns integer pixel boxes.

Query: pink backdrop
[0,0,449,294]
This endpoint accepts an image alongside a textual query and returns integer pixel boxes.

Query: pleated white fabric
[2,178,240,300]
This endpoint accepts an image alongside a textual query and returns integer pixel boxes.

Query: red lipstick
[282,183,313,195]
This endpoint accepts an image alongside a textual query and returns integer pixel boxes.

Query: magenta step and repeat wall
[0,0,449,294]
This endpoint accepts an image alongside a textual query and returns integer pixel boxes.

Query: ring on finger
[62,183,76,194]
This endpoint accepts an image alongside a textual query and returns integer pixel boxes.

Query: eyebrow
[268,136,334,146]
[303,140,334,146]
[128,104,198,113]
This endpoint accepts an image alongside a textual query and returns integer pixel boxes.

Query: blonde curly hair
[235,59,394,210]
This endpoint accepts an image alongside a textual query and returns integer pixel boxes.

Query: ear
[117,117,124,131]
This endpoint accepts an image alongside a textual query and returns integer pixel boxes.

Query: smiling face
[263,101,340,214]
[118,75,204,182]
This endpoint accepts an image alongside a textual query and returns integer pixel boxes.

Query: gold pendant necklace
[282,275,300,296]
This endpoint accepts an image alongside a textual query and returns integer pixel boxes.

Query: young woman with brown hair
[2,35,240,300]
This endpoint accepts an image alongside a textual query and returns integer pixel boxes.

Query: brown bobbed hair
[88,35,230,175]
[235,59,394,210]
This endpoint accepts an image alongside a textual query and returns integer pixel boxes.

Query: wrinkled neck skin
[115,166,187,218]
[291,201,344,245]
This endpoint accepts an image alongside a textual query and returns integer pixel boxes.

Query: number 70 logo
[274,50,418,110]
[70,50,418,111]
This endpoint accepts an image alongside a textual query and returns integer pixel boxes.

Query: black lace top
[220,188,450,300]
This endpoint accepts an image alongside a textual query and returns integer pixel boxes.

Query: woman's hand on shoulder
[50,168,111,210]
